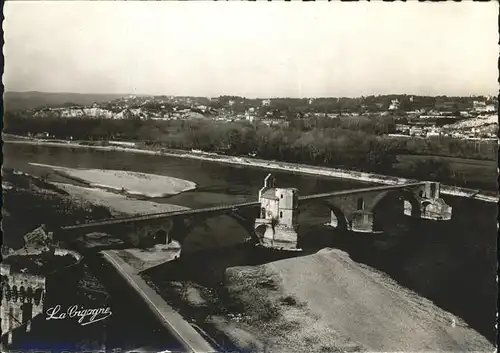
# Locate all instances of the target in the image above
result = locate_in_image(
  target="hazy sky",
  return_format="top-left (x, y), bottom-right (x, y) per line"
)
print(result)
top-left (4, 1), bottom-right (499, 98)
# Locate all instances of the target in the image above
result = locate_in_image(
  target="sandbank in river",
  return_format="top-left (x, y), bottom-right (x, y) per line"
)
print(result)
top-left (29, 162), bottom-right (197, 198)
top-left (4, 137), bottom-right (497, 203)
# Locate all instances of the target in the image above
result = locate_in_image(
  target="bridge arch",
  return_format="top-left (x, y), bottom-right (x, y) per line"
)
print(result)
top-left (325, 202), bottom-right (349, 231)
top-left (370, 189), bottom-right (421, 231)
top-left (149, 223), bottom-right (175, 246)
top-left (153, 229), bottom-right (169, 244)
top-left (133, 220), bottom-right (176, 248)
top-left (420, 199), bottom-right (438, 218)
top-left (254, 223), bottom-right (268, 241)
top-left (421, 199), bottom-right (432, 209)
top-left (224, 209), bottom-right (262, 244)
top-left (371, 189), bottom-right (420, 215)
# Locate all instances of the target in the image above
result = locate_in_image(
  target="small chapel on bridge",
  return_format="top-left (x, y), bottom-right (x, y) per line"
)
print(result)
top-left (254, 174), bottom-right (300, 250)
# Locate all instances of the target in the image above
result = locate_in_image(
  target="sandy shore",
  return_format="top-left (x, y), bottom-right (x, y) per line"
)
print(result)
top-left (52, 182), bottom-right (188, 216)
top-left (30, 162), bottom-right (196, 198)
top-left (4, 161), bottom-right (191, 270)
top-left (50, 181), bottom-right (188, 271)
top-left (6, 137), bottom-right (497, 203)
top-left (223, 248), bottom-right (494, 352)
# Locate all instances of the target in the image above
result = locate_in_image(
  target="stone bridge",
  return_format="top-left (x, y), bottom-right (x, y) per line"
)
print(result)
top-left (301, 181), bottom-right (452, 232)
top-left (59, 202), bottom-right (261, 252)
top-left (56, 174), bottom-right (452, 254)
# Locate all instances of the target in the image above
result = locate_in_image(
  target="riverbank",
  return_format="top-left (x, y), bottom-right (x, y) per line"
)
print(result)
top-left (143, 244), bottom-right (495, 353)
top-left (4, 136), bottom-right (497, 203)
top-left (40, 176), bottom-right (190, 268)
top-left (2, 167), bottom-right (189, 266)
top-left (221, 248), bottom-right (494, 352)
top-left (2, 169), bottom-right (193, 351)
top-left (5, 162), bottom-right (191, 217)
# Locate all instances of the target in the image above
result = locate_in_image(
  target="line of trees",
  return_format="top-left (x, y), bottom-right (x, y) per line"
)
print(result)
top-left (4, 111), bottom-right (497, 189)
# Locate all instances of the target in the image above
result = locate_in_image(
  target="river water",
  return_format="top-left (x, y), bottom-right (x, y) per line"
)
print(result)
top-left (3, 143), bottom-right (497, 343)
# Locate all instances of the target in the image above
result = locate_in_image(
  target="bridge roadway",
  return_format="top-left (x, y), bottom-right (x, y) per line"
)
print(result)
top-left (61, 201), bottom-right (261, 230)
top-left (61, 182), bottom-right (427, 231)
top-left (101, 249), bottom-right (217, 353)
top-left (298, 182), bottom-right (426, 201)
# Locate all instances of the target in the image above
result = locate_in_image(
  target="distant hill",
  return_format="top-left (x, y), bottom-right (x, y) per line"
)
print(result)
top-left (3, 91), bottom-right (135, 111)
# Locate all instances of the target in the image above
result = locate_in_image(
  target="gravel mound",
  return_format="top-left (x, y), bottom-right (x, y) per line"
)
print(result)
top-left (224, 248), bottom-right (494, 352)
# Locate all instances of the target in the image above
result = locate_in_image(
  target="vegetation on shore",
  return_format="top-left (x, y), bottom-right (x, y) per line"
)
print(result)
top-left (4, 112), bottom-right (498, 190)
top-left (2, 169), bottom-right (113, 248)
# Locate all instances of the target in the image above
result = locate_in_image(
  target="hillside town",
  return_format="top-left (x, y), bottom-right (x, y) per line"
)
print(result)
top-left (26, 95), bottom-right (498, 141)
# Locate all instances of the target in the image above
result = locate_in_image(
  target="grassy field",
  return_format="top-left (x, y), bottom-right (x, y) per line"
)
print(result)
top-left (395, 154), bottom-right (497, 190)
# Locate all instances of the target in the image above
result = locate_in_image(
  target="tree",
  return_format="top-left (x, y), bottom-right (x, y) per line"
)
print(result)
top-left (408, 158), bottom-right (453, 183)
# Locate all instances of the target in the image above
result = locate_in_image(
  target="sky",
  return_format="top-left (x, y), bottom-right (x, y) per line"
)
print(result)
top-left (3, 1), bottom-right (499, 98)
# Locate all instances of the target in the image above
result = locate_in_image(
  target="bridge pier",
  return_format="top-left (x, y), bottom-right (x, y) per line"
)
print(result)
top-left (159, 226), bottom-right (182, 259)
top-left (255, 219), bottom-right (299, 250)
top-left (150, 219), bottom-right (185, 259)
top-left (403, 182), bottom-right (452, 221)
top-left (328, 208), bottom-right (376, 233)
top-left (351, 210), bottom-right (375, 233)
top-left (419, 199), bottom-right (452, 220)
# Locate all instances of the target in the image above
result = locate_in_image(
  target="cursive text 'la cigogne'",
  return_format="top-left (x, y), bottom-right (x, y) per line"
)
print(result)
top-left (46, 305), bottom-right (112, 326)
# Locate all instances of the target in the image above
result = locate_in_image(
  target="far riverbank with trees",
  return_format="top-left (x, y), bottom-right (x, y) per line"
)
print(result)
top-left (4, 113), bottom-right (498, 191)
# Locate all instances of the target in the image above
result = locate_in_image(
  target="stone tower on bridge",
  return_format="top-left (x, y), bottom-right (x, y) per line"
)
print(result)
top-left (255, 174), bottom-right (300, 250)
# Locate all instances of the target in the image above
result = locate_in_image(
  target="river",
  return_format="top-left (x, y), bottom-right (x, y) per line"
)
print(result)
top-left (3, 143), bottom-right (497, 343)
